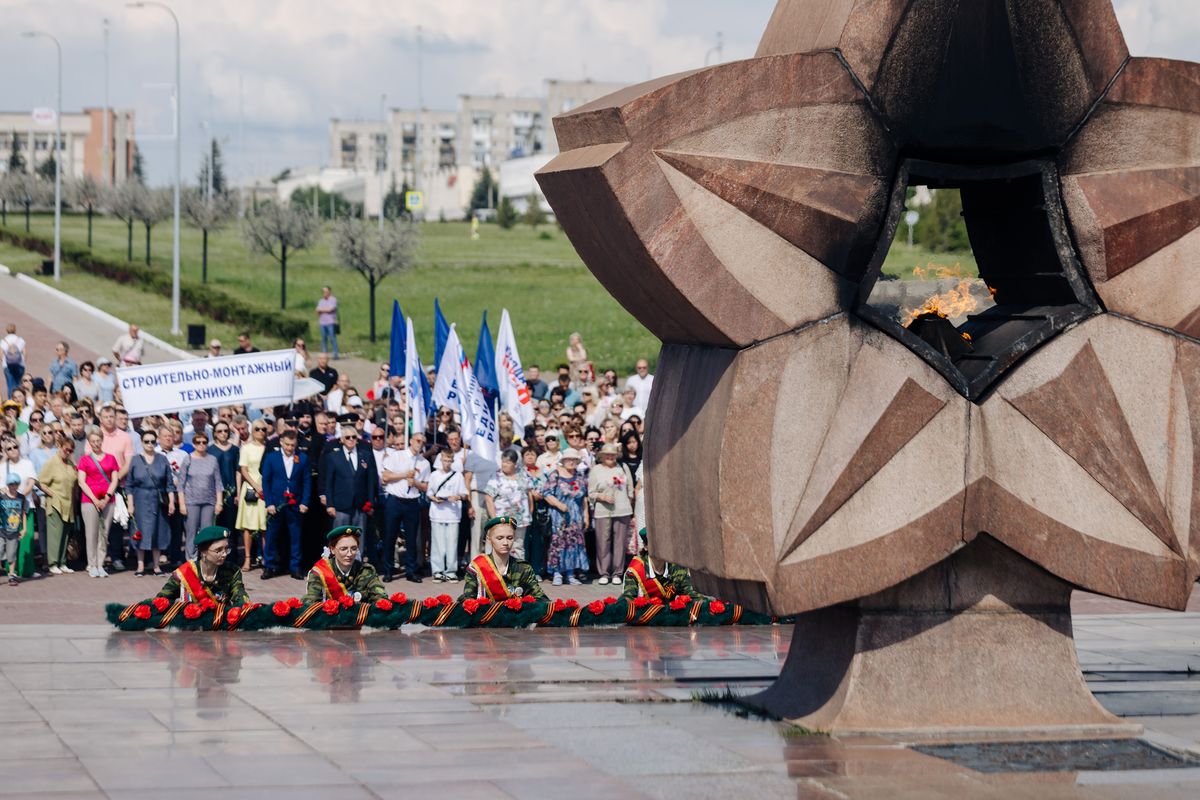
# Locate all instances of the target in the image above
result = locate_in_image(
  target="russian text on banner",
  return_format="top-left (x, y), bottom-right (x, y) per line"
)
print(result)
top-left (117, 349), bottom-right (298, 417)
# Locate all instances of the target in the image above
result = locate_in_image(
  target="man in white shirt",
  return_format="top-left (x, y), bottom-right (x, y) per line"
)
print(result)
top-left (112, 324), bottom-right (146, 367)
top-left (325, 373), bottom-right (351, 416)
top-left (381, 431), bottom-right (430, 582)
top-left (625, 359), bottom-right (654, 410)
top-left (2, 324), bottom-right (26, 400)
top-left (619, 386), bottom-right (645, 422)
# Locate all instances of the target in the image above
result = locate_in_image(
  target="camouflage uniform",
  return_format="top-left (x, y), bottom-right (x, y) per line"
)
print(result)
top-left (156, 561), bottom-right (249, 605)
top-left (302, 557), bottom-right (387, 604)
top-left (621, 556), bottom-right (702, 600)
top-left (460, 555), bottom-right (547, 601)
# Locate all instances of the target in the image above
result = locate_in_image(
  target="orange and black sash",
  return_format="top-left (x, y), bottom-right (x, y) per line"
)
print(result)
top-left (175, 560), bottom-right (216, 604)
top-left (627, 557), bottom-right (672, 601)
top-left (311, 558), bottom-right (350, 602)
top-left (470, 554), bottom-right (511, 600)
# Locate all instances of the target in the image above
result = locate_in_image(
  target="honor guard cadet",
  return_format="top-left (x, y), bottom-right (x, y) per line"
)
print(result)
top-left (460, 516), bottom-right (546, 601)
top-left (303, 526), bottom-right (387, 604)
top-left (156, 525), bottom-right (248, 605)
top-left (622, 527), bottom-right (702, 601)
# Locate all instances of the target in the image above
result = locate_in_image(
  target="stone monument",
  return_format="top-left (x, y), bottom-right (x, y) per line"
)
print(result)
top-left (537, 0), bottom-right (1200, 734)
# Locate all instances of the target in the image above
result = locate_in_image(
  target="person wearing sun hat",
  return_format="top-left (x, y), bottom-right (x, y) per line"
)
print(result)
top-left (621, 526), bottom-right (701, 602)
top-left (460, 515), bottom-right (546, 601)
top-left (155, 525), bottom-right (248, 605)
top-left (302, 525), bottom-right (386, 604)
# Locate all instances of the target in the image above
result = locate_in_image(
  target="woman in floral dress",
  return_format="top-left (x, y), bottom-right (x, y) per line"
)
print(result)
top-left (543, 448), bottom-right (589, 585)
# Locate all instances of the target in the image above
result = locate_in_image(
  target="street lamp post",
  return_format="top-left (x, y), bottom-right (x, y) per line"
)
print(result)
top-left (22, 31), bottom-right (62, 282)
top-left (128, 1), bottom-right (181, 335)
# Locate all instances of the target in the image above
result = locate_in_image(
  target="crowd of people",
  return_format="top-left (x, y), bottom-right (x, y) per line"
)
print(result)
top-left (1, 320), bottom-right (659, 595)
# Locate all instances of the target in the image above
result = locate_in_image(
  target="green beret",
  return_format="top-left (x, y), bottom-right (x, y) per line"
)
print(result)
top-left (639, 527), bottom-right (648, 540)
top-left (326, 525), bottom-right (362, 544)
top-left (484, 516), bottom-right (518, 535)
top-left (195, 526), bottom-right (231, 550)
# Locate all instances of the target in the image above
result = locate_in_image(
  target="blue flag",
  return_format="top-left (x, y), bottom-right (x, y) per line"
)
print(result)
top-left (434, 298), bottom-right (450, 371)
top-left (474, 310), bottom-right (498, 407)
top-left (388, 300), bottom-right (405, 382)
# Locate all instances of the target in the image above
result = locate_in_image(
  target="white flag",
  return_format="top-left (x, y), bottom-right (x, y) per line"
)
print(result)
top-left (432, 325), bottom-right (464, 416)
top-left (404, 316), bottom-right (427, 435)
top-left (495, 308), bottom-right (534, 429)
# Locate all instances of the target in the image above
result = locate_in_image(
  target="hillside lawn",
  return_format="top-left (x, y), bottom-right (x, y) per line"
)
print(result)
top-left (0, 212), bottom-right (975, 372)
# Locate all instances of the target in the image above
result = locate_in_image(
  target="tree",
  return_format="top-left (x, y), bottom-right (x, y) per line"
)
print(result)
top-left (7, 131), bottom-right (24, 174)
top-left (131, 144), bottom-right (146, 183)
top-left (243, 202), bottom-right (320, 309)
top-left (106, 180), bottom-right (143, 261)
top-left (914, 188), bottom-right (971, 253)
top-left (496, 195), bottom-right (518, 230)
top-left (67, 175), bottom-right (104, 248)
top-left (1, 173), bottom-right (49, 232)
top-left (183, 187), bottom-right (237, 282)
top-left (330, 216), bottom-right (419, 342)
top-left (36, 153), bottom-right (56, 182)
top-left (468, 166), bottom-right (495, 213)
top-left (197, 138), bottom-right (227, 196)
top-left (381, 175), bottom-right (410, 220)
top-left (134, 186), bottom-right (172, 265)
top-left (522, 192), bottom-right (547, 229)
top-left (289, 185), bottom-right (355, 220)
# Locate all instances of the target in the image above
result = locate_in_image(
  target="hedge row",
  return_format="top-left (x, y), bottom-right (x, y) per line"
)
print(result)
top-left (0, 227), bottom-right (308, 342)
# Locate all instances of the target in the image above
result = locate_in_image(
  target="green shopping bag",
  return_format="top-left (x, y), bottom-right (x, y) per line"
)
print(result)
top-left (15, 514), bottom-right (36, 578)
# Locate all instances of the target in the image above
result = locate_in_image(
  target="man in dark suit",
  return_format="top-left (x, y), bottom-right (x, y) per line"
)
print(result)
top-left (321, 423), bottom-right (378, 536)
top-left (261, 431), bottom-right (310, 579)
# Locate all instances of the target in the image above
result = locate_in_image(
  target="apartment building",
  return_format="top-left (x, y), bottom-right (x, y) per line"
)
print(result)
top-left (0, 108), bottom-right (136, 182)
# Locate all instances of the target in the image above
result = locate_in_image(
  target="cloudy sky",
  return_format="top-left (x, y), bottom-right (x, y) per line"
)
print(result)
top-left (3, 0), bottom-right (1197, 186)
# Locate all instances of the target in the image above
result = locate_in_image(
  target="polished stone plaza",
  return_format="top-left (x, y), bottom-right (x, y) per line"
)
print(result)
top-left (1, 610), bottom-right (1199, 799)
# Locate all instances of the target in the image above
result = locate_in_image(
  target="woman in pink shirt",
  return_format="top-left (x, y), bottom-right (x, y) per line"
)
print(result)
top-left (77, 430), bottom-right (119, 578)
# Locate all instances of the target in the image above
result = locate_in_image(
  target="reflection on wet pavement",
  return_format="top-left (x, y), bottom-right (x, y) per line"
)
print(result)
top-left (0, 615), bottom-right (1197, 798)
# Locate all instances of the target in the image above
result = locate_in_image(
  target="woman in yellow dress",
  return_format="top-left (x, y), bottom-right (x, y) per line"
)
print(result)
top-left (234, 419), bottom-right (269, 570)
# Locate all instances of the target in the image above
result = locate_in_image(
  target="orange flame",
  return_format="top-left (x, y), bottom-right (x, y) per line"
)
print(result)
top-left (911, 262), bottom-right (971, 280)
top-left (904, 279), bottom-right (980, 325)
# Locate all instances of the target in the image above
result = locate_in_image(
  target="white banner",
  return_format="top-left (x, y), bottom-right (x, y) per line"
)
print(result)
top-left (495, 308), bottom-right (533, 429)
top-left (432, 326), bottom-right (464, 415)
top-left (430, 326), bottom-right (497, 460)
top-left (404, 316), bottom-right (428, 434)
top-left (117, 349), bottom-right (297, 417)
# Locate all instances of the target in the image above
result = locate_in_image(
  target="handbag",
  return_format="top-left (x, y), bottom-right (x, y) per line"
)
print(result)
top-left (243, 485), bottom-right (260, 504)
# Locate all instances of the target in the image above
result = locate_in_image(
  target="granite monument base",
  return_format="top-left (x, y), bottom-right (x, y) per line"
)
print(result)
top-left (748, 535), bottom-right (1140, 738)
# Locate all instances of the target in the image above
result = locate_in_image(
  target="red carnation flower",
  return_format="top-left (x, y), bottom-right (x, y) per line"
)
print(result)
top-left (633, 596), bottom-right (651, 608)
top-left (199, 597), bottom-right (217, 611)
top-left (272, 601), bottom-right (291, 617)
top-left (227, 607), bottom-right (242, 625)
top-left (477, 597), bottom-right (492, 606)
top-left (152, 597), bottom-right (170, 613)
top-left (504, 597), bottom-right (523, 611)
top-left (287, 596), bottom-right (303, 608)
top-left (339, 595), bottom-right (354, 608)
top-left (677, 595), bottom-right (692, 604)
top-left (587, 600), bottom-right (606, 615)
top-left (521, 595), bottom-right (536, 604)
top-left (552, 598), bottom-right (568, 612)
top-left (669, 596), bottom-right (688, 611)
top-left (436, 594), bottom-right (453, 605)
top-left (183, 603), bottom-right (202, 619)
top-left (709, 600), bottom-right (727, 615)
top-left (463, 598), bottom-right (480, 614)
top-left (603, 596), bottom-right (618, 605)
top-left (133, 604), bottom-right (152, 620)
top-left (389, 592), bottom-right (408, 604)
top-left (649, 597), bottom-right (663, 606)
top-left (374, 598), bottom-right (393, 612)
top-left (422, 596), bottom-right (439, 608)
top-left (322, 599), bottom-right (340, 615)
top-left (362, 501), bottom-right (374, 514)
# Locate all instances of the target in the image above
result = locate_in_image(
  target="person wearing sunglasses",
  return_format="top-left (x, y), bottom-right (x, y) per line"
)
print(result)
top-left (320, 424), bottom-right (377, 537)
top-left (156, 525), bottom-right (248, 605)
top-left (126, 429), bottom-right (175, 577)
top-left (235, 421), bottom-right (270, 570)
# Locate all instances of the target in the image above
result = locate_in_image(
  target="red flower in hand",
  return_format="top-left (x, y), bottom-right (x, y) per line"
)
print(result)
top-left (322, 599), bottom-right (340, 615)
top-left (183, 603), bottom-right (202, 619)
top-left (133, 604), bottom-right (152, 620)
top-left (633, 596), bottom-right (651, 608)
top-left (199, 597), bottom-right (217, 611)
top-left (272, 601), bottom-right (291, 617)
top-left (504, 597), bottom-right (523, 611)
top-left (374, 598), bottom-right (393, 612)
top-left (463, 598), bottom-right (480, 614)
top-left (227, 607), bottom-right (242, 625)
top-left (287, 596), bottom-right (303, 608)
top-left (362, 501), bottom-right (374, 515)
top-left (521, 595), bottom-right (536, 604)
top-left (669, 596), bottom-right (688, 611)
top-left (422, 596), bottom-right (439, 608)
top-left (338, 595), bottom-right (354, 608)
top-left (152, 597), bottom-right (170, 613)
top-left (389, 592), bottom-right (408, 605)
top-left (587, 600), bottom-right (606, 615)
top-left (284, 490), bottom-right (297, 506)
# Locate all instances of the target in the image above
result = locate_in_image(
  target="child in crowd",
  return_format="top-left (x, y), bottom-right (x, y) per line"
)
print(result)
top-left (2, 474), bottom-right (27, 585)
top-left (425, 449), bottom-right (467, 582)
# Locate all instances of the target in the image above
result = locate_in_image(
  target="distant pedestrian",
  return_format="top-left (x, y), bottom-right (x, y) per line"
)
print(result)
top-left (205, 339), bottom-right (223, 359)
top-left (111, 324), bottom-right (145, 367)
top-left (94, 359), bottom-right (117, 404)
top-left (47, 342), bottom-right (78, 394)
top-left (310, 352), bottom-right (337, 394)
top-left (233, 332), bottom-right (260, 355)
top-left (316, 286), bottom-right (340, 359)
top-left (2, 324), bottom-right (26, 399)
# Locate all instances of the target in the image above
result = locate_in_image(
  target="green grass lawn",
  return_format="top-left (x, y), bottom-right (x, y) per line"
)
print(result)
top-left (0, 211), bottom-right (975, 372)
